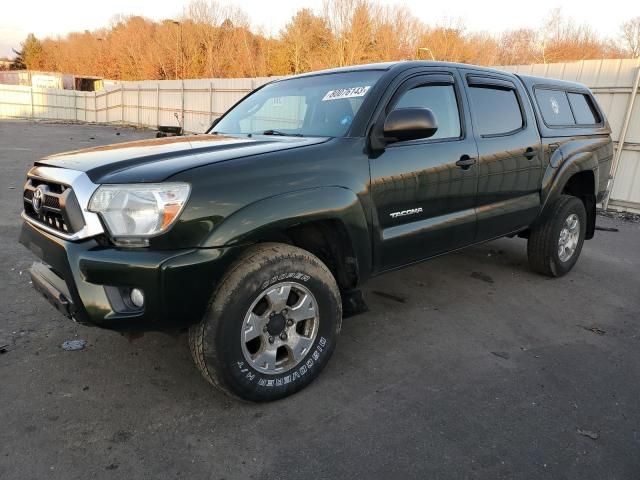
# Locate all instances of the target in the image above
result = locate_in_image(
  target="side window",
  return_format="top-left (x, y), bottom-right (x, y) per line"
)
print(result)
top-left (534, 89), bottom-right (574, 126)
top-left (468, 86), bottom-right (523, 136)
top-left (567, 92), bottom-right (600, 125)
top-left (393, 84), bottom-right (461, 140)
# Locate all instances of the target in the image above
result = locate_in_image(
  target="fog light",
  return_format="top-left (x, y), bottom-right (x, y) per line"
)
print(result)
top-left (130, 288), bottom-right (145, 308)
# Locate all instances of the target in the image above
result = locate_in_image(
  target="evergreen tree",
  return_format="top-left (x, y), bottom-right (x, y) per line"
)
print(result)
top-left (12, 34), bottom-right (44, 70)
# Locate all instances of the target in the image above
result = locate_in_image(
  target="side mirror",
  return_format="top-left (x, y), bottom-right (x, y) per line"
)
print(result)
top-left (383, 108), bottom-right (438, 143)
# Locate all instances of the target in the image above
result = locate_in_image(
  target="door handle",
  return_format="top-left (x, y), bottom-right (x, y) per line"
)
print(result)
top-left (456, 155), bottom-right (476, 169)
top-left (524, 147), bottom-right (538, 160)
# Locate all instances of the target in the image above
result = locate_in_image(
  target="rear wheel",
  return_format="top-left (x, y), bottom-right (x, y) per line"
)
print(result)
top-left (527, 194), bottom-right (586, 277)
top-left (188, 243), bottom-right (342, 402)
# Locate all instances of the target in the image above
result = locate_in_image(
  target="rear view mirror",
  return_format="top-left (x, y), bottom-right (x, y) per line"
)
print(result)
top-left (383, 108), bottom-right (438, 143)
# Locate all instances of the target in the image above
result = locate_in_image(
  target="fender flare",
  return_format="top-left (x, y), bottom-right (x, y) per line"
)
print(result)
top-left (539, 149), bottom-right (598, 221)
top-left (201, 186), bottom-right (372, 280)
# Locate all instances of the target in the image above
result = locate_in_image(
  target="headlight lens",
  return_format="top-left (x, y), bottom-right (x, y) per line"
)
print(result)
top-left (88, 183), bottom-right (190, 238)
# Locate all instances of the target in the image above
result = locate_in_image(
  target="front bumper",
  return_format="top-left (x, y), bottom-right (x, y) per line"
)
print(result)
top-left (20, 221), bottom-right (236, 332)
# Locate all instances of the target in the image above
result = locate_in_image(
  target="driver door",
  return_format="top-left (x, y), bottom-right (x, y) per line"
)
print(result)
top-left (369, 69), bottom-right (479, 270)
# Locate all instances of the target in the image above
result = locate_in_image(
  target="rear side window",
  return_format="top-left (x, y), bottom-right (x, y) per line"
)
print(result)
top-left (567, 92), bottom-right (600, 125)
top-left (468, 86), bottom-right (523, 136)
top-left (393, 84), bottom-right (461, 140)
top-left (535, 89), bottom-right (575, 126)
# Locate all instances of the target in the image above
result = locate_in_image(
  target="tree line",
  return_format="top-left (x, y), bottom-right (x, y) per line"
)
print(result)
top-left (6, 0), bottom-right (640, 80)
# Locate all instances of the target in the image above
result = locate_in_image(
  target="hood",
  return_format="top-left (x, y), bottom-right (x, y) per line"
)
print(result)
top-left (37, 134), bottom-right (329, 184)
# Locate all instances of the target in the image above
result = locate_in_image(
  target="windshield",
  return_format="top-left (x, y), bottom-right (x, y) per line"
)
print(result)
top-left (211, 71), bottom-right (384, 137)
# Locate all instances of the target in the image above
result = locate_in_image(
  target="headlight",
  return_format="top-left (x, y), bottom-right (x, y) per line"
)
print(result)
top-left (88, 183), bottom-right (190, 239)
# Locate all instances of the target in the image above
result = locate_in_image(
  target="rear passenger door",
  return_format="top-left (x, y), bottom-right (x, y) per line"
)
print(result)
top-left (461, 70), bottom-right (543, 241)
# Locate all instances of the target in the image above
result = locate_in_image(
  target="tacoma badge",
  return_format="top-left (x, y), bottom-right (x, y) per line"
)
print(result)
top-left (390, 207), bottom-right (423, 219)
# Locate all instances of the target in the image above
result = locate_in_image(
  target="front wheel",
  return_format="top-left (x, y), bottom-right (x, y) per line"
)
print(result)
top-left (527, 194), bottom-right (587, 277)
top-left (189, 243), bottom-right (342, 402)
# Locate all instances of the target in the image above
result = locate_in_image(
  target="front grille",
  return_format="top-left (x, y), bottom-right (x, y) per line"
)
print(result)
top-left (23, 177), bottom-right (84, 235)
top-left (24, 188), bottom-right (61, 209)
top-left (45, 195), bottom-right (61, 209)
top-left (24, 201), bottom-right (69, 232)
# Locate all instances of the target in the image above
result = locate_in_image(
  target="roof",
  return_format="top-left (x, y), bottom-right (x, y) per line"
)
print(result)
top-left (279, 62), bottom-right (594, 96)
top-left (515, 74), bottom-right (591, 92)
top-left (286, 60), bottom-right (517, 79)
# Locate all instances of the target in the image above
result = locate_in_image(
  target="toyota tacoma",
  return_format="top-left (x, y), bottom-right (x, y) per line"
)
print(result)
top-left (19, 61), bottom-right (613, 401)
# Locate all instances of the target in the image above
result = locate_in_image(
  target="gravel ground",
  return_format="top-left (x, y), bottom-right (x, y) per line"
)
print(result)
top-left (1, 120), bottom-right (639, 480)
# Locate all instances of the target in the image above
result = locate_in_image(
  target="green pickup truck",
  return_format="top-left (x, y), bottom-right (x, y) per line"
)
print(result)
top-left (20, 61), bottom-right (613, 401)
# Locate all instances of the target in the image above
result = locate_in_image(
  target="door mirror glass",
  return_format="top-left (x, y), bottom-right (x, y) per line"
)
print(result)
top-left (383, 108), bottom-right (438, 143)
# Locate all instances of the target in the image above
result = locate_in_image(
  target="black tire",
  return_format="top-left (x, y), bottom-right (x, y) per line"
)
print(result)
top-left (188, 243), bottom-right (342, 402)
top-left (527, 194), bottom-right (587, 277)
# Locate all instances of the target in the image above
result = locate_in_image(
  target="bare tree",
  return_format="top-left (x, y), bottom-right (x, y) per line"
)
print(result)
top-left (418, 19), bottom-right (467, 62)
top-left (322, 0), bottom-right (376, 67)
top-left (497, 29), bottom-right (538, 65)
top-left (535, 8), bottom-right (618, 63)
top-left (620, 17), bottom-right (640, 58)
top-left (372, 6), bottom-right (422, 61)
top-left (278, 9), bottom-right (332, 74)
top-left (8, 3), bottom-right (632, 80)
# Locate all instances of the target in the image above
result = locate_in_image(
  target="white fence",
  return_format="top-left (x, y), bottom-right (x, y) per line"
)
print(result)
top-left (0, 77), bottom-right (276, 134)
top-left (1, 59), bottom-right (639, 212)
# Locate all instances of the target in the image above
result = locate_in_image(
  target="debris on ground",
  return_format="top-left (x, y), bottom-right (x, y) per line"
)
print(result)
top-left (110, 430), bottom-right (133, 443)
top-left (0, 344), bottom-right (9, 354)
top-left (471, 271), bottom-right (494, 284)
top-left (61, 339), bottom-right (87, 351)
top-left (577, 428), bottom-right (600, 440)
top-left (123, 332), bottom-right (145, 342)
top-left (491, 351), bottom-right (510, 360)
top-left (595, 225), bottom-right (619, 232)
top-left (580, 325), bottom-right (606, 335)
top-left (597, 209), bottom-right (640, 223)
top-left (372, 290), bottom-right (407, 303)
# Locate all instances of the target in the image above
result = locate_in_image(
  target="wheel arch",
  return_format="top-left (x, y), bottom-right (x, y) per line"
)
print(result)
top-left (540, 149), bottom-right (598, 239)
top-left (200, 187), bottom-right (372, 289)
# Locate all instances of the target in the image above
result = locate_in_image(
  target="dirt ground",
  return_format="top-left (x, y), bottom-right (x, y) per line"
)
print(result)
top-left (1, 121), bottom-right (639, 480)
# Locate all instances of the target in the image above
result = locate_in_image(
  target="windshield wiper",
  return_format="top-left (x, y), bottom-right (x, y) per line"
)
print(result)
top-left (260, 129), bottom-right (304, 137)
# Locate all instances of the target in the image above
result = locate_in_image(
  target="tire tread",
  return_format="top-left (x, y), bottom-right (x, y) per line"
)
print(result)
top-left (527, 194), bottom-right (585, 277)
top-left (188, 243), bottom-right (341, 401)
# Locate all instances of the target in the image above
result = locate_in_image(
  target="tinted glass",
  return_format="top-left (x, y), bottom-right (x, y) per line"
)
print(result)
top-left (568, 92), bottom-right (599, 125)
top-left (393, 84), bottom-right (461, 140)
top-left (535, 89), bottom-right (575, 126)
top-left (212, 70), bottom-right (383, 137)
top-left (468, 86), bottom-right (523, 135)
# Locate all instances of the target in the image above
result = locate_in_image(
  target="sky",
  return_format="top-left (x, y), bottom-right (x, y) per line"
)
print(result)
top-left (0, 0), bottom-right (635, 58)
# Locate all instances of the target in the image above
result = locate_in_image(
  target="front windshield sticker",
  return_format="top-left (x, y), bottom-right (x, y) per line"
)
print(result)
top-left (322, 86), bottom-right (371, 101)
